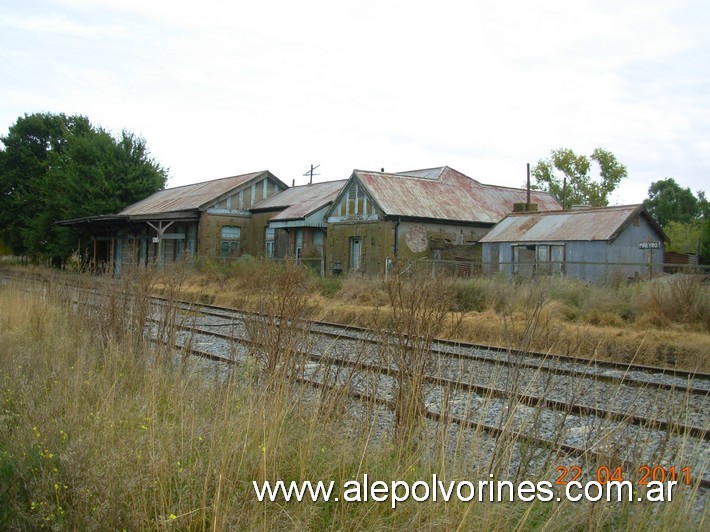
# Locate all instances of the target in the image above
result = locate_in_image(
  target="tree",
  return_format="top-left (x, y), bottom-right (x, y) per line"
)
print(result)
top-left (0, 113), bottom-right (90, 256)
top-left (664, 220), bottom-right (701, 254)
top-left (531, 148), bottom-right (627, 208)
top-left (643, 178), bottom-right (709, 262)
top-left (643, 178), bottom-right (702, 227)
top-left (0, 113), bottom-right (168, 259)
top-left (700, 217), bottom-right (710, 264)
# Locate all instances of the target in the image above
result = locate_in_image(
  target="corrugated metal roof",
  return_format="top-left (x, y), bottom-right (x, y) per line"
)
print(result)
top-left (253, 180), bottom-right (346, 220)
top-left (480, 204), bottom-right (655, 243)
top-left (395, 167), bottom-right (450, 180)
top-left (119, 171), bottom-right (271, 215)
top-left (354, 167), bottom-right (560, 224)
top-left (270, 182), bottom-right (346, 221)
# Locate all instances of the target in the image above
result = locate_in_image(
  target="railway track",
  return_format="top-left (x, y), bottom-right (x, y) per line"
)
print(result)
top-left (170, 297), bottom-right (710, 396)
top-left (147, 298), bottom-right (710, 489)
top-left (167, 316), bottom-right (709, 438)
top-left (166, 327), bottom-right (710, 489)
top-left (4, 268), bottom-right (709, 391)
top-left (3, 269), bottom-right (709, 489)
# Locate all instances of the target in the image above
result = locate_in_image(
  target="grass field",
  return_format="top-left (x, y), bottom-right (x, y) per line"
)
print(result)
top-left (0, 267), bottom-right (707, 529)
top-left (178, 259), bottom-right (710, 372)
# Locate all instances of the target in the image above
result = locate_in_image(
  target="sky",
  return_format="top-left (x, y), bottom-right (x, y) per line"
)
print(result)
top-left (1, 0), bottom-right (708, 204)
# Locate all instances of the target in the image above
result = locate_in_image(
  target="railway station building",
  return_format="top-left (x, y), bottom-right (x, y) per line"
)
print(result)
top-left (58, 165), bottom-right (566, 277)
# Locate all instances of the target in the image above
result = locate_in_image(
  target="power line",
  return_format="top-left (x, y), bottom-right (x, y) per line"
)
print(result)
top-left (303, 164), bottom-right (320, 184)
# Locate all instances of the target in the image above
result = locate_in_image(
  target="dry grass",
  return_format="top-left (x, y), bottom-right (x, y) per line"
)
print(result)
top-left (239, 260), bottom-right (315, 392)
top-left (374, 269), bottom-right (462, 450)
top-left (4, 260), bottom-right (709, 372)
top-left (0, 271), bottom-right (707, 529)
top-left (162, 260), bottom-right (710, 371)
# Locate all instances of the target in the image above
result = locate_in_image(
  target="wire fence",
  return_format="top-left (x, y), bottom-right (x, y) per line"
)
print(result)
top-left (197, 255), bottom-right (708, 283)
top-left (391, 258), bottom-right (710, 283)
top-left (97, 246), bottom-right (710, 284)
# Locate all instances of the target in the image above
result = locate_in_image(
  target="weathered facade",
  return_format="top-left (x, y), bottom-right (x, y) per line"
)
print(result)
top-left (324, 167), bottom-right (560, 276)
top-left (57, 171), bottom-right (288, 274)
top-left (58, 165), bottom-right (568, 278)
top-left (250, 180), bottom-right (347, 268)
top-left (480, 205), bottom-right (668, 282)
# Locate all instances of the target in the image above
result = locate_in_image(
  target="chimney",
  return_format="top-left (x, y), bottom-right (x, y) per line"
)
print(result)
top-left (526, 163), bottom-right (531, 208)
top-left (513, 202), bottom-right (538, 213)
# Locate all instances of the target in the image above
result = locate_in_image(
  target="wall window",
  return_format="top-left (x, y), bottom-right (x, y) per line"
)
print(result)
top-left (350, 237), bottom-right (362, 270)
top-left (513, 244), bottom-right (564, 275)
top-left (549, 244), bottom-right (565, 274)
top-left (220, 226), bottom-right (240, 258)
top-left (295, 229), bottom-right (304, 261)
top-left (347, 183), bottom-right (358, 215)
top-left (265, 227), bottom-right (275, 258)
top-left (313, 229), bottom-right (325, 256)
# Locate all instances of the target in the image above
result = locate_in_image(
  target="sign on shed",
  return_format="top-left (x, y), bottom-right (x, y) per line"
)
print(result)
top-left (638, 241), bottom-right (660, 249)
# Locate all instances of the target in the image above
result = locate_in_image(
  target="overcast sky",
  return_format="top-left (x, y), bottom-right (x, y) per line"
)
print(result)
top-left (1, 0), bottom-right (708, 204)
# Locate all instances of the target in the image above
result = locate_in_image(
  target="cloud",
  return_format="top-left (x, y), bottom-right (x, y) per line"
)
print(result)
top-left (1, 0), bottom-right (708, 198)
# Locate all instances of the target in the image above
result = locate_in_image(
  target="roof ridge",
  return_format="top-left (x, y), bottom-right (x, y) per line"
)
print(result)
top-left (162, 170), bottom-right (266, 191)
top-left (508, 204), bottom-right (642, 216)
top-left (290, 178), bottom-right (348, 187)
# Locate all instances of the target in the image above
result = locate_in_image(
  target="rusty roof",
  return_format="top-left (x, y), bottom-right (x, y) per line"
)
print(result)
top-left (352, 166), bottom-right (560, 224)
top-left (119, 171), bottom-right (280, 215)
top-left (394, 167), bottom-right (458, 180)
top-left (253, 180), bottom-right (347, 221)
top-left (480, 204), bottom-right (666, 243)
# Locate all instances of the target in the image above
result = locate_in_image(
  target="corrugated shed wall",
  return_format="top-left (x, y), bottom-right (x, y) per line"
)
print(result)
top-left (483, 214), bottom-right (665, 282)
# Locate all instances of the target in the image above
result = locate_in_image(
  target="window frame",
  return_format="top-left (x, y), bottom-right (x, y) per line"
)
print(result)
top-left (220, 226), bottom-right (241, 259)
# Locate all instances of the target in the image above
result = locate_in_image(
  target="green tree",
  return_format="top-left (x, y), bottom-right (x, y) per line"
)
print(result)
top-left (643, 178), bottom-right (701, 227)
top-left (700, 217), bottom-right (710, 263)
top-left (0, 113), bottom-right (167, 260)
top-left (664, 220), bottom-right (701, 254)
top-left (531, 148), bottom-right (627, 208)
top-left (0, 113), bottom-right (89, 255)
top-left (643, 178), bottom-right (709, 263)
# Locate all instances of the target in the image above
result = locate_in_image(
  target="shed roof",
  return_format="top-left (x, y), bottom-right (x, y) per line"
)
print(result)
top-left (252, 180), bottom-right (347, 221)
top-left (349, 166), bottom-right (560, 224)
top-left (119, 171), bottom-right (281, 216)
top-left (479, 204), bottom-right (667, 243)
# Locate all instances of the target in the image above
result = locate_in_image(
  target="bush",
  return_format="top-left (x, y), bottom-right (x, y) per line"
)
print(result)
top-left (337, 278), bottom-right (388, 306)
top-left (319, 277), bottom-right (342, 297)
top-left (645, 274), bottom-right (710, 329)
top-left (452, 280), bottom-right (487, 312)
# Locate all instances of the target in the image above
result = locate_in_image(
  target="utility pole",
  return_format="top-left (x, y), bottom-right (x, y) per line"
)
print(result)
top-left (303, 164), bottom-right (320, 184)
top-left (562, 176), bottom-right (567, 210)
top-left (526, 163), bottom-right (531, 210)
